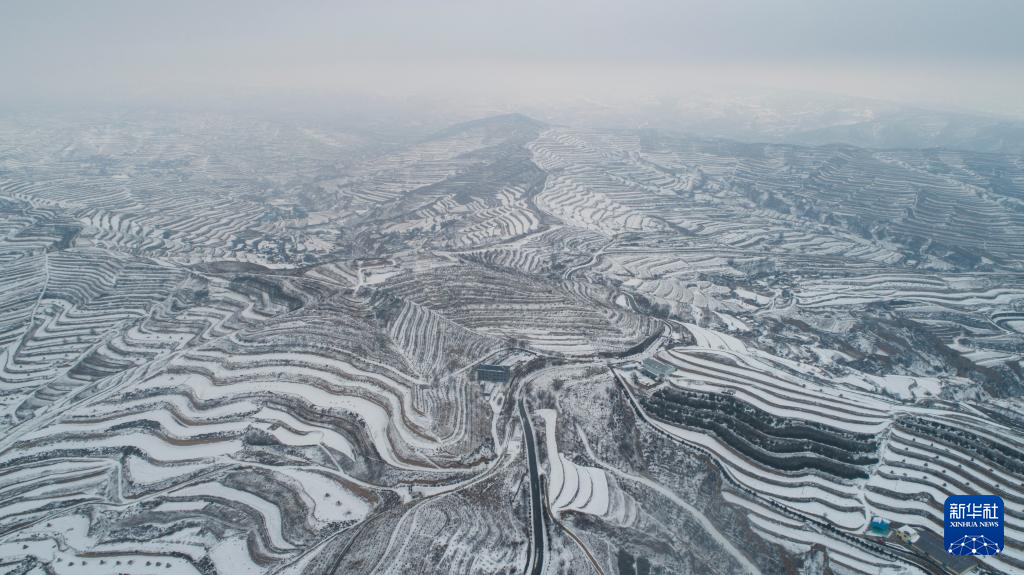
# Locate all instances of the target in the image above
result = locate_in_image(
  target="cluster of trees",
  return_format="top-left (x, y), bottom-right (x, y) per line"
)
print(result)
top-left (631, 293), bottom-right (673, 320)
top-left (643, 389), bottom-right (876, 480)
top-left (227, 275), bottom-right (304, 311)
top-left (900, 416), bottom-right (1024, 475)
top-left (616, 549), bottom-right (655, 575)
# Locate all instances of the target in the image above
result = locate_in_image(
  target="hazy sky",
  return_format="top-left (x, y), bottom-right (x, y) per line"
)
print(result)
top-left (2, 0), bottom-right (1022, 115)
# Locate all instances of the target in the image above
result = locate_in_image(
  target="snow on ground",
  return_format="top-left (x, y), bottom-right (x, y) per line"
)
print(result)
top-left (535, 409), bottom-right (612, 518)
top-left (274, 467), bottom-right (372, 525)
top-left (208, 536), bottom-right (266, 575)
top-left (126, 455), bottom-right (208, 484)
top-left (0, 513), bottom-right (205, 574)
top-left (838, 373), bottom-right (942, 401)
top-left (172, 482), bottom-right (294, 550)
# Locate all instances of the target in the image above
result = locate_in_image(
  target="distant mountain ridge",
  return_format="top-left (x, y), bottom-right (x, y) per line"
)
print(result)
top-left (786, 109), bottom-right (1024, 154)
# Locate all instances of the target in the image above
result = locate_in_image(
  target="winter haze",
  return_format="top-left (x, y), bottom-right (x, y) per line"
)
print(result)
top-left (1, 2), bottom-right (1024, 575)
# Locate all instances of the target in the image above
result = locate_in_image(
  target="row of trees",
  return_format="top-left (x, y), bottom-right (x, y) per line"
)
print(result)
top-left (644, 389), bottom-right (875, 480)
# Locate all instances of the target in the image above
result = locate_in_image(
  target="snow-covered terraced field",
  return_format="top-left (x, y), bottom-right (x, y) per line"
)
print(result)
top-left (625, 321), bottom-right (1024, 573)
top-left (2, 111), bottom-right (1024, 575)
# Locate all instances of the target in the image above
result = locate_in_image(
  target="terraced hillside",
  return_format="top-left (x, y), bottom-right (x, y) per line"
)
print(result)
top-left (1, 112), bottom-right (1024, 575)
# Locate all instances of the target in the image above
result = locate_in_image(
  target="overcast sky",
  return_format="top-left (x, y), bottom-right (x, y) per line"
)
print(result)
top-left (2, 0), bottom-right (1022, 115)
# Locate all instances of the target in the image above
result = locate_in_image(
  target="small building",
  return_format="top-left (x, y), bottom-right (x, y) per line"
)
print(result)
top-left (912, 530), bottom-right (978, 575)
top-left (895, 525), bottom-right (919, 544)
top-left (867, 516), bottom-right (891, 537)
top-left (641, 358), bottom-right (675, 380)
top-left (474, 364), bottom-right (511, 384)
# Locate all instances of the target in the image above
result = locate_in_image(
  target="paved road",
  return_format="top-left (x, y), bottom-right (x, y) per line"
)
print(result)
top-left (518, 398), bottom-right (545, 575)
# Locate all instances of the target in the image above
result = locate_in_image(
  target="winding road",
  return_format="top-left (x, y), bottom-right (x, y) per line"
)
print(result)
top-left (518, 397), bottom-right (546, 575)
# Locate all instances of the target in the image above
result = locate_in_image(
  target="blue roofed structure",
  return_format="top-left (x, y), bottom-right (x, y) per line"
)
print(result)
top-left (641, 358), bottom-right (675, 379)
top-left (475, 364), bottom-right (511, 384)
